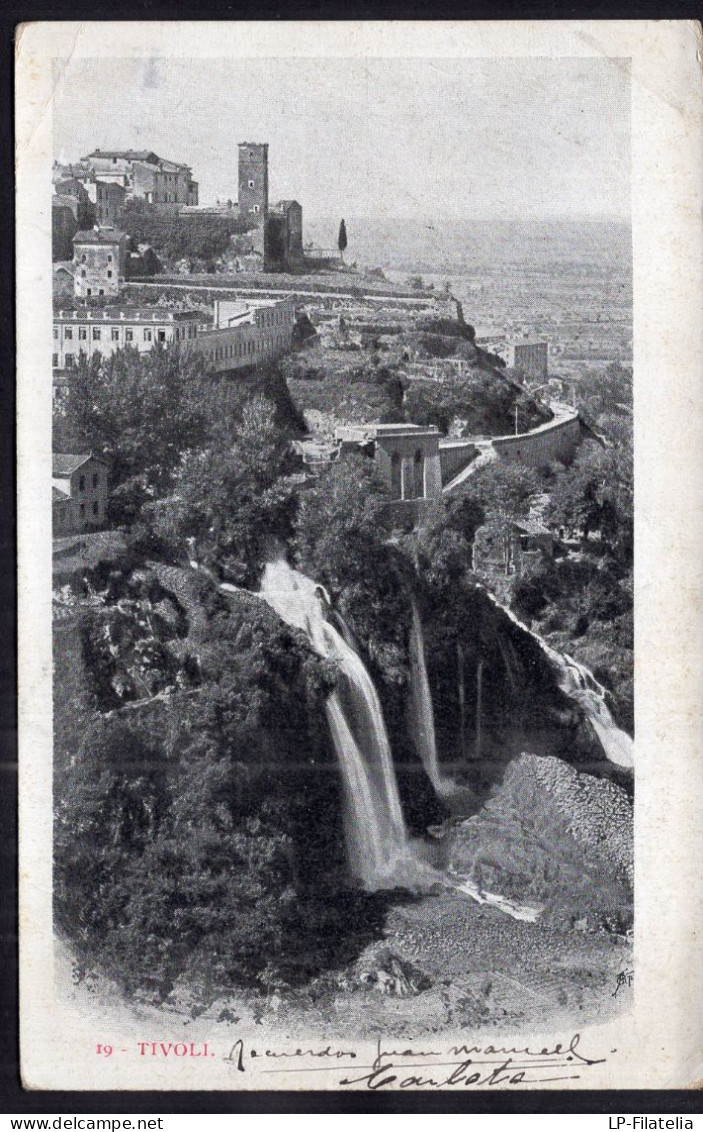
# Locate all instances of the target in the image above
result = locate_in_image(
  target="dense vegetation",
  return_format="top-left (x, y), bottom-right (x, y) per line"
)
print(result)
top-left (53, 312), bottom-right (634, 1007)
top-left (120, 199), bottom-right (255, 271)
top-left (281, 329), bottom-right (547, 439)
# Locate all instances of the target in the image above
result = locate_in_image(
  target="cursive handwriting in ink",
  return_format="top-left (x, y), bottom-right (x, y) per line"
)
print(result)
top-left (338, 1033), bottom-right (606, 1090)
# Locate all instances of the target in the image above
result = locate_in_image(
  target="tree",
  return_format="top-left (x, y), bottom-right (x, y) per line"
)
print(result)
top-left (337, 219), bottom-right (348, 260)
top-left (53, 581), bottom-right (340, 1003)
top-left (460, 462), bottom-right (542, 576)
top-left (545, 436), bottom-right (633, 565)
top-left (55, 345), bottom-right (211, 525)
top-left (151, 395), bottom-right (297, 587)
top-left (295, 454), bottom-right (387, 590)
top-left (294, 455), bottom-right (412, 684)
top-left (121, 199), bottom-right (254, 270)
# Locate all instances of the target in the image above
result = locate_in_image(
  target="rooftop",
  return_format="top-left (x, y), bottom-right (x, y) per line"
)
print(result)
top-left (53, 195), bottom-right (79, 215)
top-left (335, 423), bottom-right (440, 442)
top-left (53, 453), bottom-right (104, 477)
top-left (85, 149), bottom-right (159, 162)
top-left (513, 518), bottom-right (552, 537)
top-left (83, 150), bottom-right (193, 171)
top-left (73, 228), bottom-right (127, 245)
top-left (54, 306), bottom-right (202, 322)
top-left (52, 486), bottom-right (69, 501)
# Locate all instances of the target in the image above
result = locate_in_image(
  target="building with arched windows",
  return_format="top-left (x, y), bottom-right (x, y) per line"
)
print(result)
top-left (334, 423), bottom-right (442, 524)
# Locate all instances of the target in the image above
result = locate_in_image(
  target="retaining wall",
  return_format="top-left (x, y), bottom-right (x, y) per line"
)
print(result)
top-left (438, 440), bottom-right (479, 485)
top-left (492, 410), bottom-right (581, 467)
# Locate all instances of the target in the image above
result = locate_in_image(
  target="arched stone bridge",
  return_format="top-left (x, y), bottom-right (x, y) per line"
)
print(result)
top-left (330, 403), bottom-right (583, 525)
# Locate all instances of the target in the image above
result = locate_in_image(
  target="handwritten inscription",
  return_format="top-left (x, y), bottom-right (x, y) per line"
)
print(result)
top-left (222, 1032), bottom-right (605, 1089)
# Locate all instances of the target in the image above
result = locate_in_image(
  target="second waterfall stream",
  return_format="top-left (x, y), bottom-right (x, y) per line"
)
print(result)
top-left (259, 557), bottom-right (435, 890)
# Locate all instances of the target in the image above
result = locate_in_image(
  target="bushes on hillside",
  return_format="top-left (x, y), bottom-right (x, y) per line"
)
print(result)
top-left (54, 585), bottom-right (343, 1002)
top-left (121, 200), bottom-right (255, 270)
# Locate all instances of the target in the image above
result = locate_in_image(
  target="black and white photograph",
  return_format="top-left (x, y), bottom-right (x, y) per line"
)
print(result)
top-left (15, 20), bottom-right (702, 1093)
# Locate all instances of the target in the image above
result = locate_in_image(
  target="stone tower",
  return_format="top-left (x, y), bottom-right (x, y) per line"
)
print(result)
top-left (238, 143), bottom-right (268, 257)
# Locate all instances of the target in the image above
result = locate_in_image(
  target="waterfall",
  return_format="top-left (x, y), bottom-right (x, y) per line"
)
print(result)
top-left (259, 557), bottom-right (429, 889)
top-left (483, 589), bottom-right (634, 771)
top-left (408, 595), bottom-right (450, 793)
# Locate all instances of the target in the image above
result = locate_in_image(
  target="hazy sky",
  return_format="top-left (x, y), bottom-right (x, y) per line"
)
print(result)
top-left (52, 56), bottom-right (631, 222)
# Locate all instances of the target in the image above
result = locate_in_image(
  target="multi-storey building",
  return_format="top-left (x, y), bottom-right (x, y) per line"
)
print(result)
top-left (52, 307), bottom-right (202, 372)
top-left (54, 178), bottom-right (96, 229)
top-left (505, 339), bottom-right (549, 380)
top-left (234, 144), bottom-right (305, 271)
top-left (237, 142), bottom-right (269, 224)
top-left (52, 196), bottom-right (80, 262)
top-left (73, 229), bottom-right (129, 298)
top-left (95, 181), bottom-right (127, 226)
top-left (80, 150), bottom-right (199, 206)
top-left (190, 297), bottom-right (297, 373)
top-left (52, 452), bottom-right (109, 534)
top-left (266, 200), bottom-right (305, 270)
top-left (52, 297), bottom-right (296, 380)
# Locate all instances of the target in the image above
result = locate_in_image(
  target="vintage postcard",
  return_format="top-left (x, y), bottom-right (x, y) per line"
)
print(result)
top-left (16, 21), bottom-right (702, 1091)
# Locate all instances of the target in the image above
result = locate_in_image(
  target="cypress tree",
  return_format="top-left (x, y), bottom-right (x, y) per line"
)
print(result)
top-left (337, 219), bottom-right (348, 259)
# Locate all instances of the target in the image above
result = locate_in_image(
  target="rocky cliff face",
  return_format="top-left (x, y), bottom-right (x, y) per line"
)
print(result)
top-left (449, 753), bottom-right (632, 930)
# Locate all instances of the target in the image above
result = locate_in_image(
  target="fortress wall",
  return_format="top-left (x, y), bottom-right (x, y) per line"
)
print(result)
top-left (438, 441), bottom-right (479, 484)
top-left (492, 414), bottom-right (581, 467)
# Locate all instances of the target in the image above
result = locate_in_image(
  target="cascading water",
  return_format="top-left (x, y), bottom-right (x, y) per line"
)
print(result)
top-left (259, 557), bottom-right (431, 889)
top-left (408, 594), bottom-right (451, 794)
top-left (483, 589), bottom-right (634, 771)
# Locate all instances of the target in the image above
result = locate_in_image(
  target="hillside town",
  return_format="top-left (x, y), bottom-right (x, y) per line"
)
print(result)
top-left (52, 139), bottom-right (567, 537)
top-left (51, 128), bottom-right (634, 1045)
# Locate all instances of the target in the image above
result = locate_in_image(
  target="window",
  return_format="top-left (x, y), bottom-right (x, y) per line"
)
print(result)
top-left (79, 327), bottom-right (87, 340)
top-left (81, 269), bottom-right (86, 278)
top-left (253, 205), bottom-right (260, 214)
top-left (111, 328), bottom-right (119, 341)
top-left (98, 290), bottom-right (104, 297)
top-left (79, 475), bottom-right (85, 492)
top-left (65, 354), bottom-right (74, 369)
top-left (64, 328), bottom-right (73, 340)
top-left (391, 452), bottom-right (402, 498)
top-left (107, 271), bottom-right (113, 279)
top-left (81, 254), bottom-right (86, 263)
top-left (92, 473), bottom-right (99, 488)
top-left (248, 179), bottom-right (255, 189)
top-left (413, 450), bottom-right (424, 500)
top-left (157, 330), bottom-right (166, 342)
top-left (52, 353), bottom-right (58, 368)
top-left (107, 254), bottom-right (113, 263)
top-left (53, 327), bottom-right (58, 339)
top-left (80, 503), bottom-right (86, 518)
top-left (86, 289), bottom-right (92, 296)
top-left (92, 328), bottom-right (101, 340)
top-left (125, 328), bottom-right (133, 342)
top-left (92, 501), bottom-right (99, 517)
top-left (144, 329), bottom-right (152, 341)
